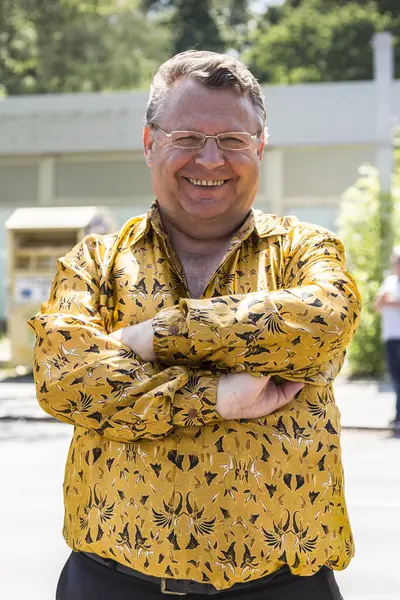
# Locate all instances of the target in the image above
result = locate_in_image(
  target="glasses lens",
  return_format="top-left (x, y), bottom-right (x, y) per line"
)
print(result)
top-left (218, 133), bottom-right (251, 150)
top-left (171, 132), bottom-right (205, 148)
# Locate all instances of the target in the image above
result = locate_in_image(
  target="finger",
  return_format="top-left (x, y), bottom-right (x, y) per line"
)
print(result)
top-left (281, 381), bottom-right (304, 400)
top-left (108, 330), bottom-right (121, 340)
top-left (270, 381), bottom-right (304, 414)
top-left (247, 373), bottom-right (271, 391)
top-left (109, 329), bottom-right (125, 344)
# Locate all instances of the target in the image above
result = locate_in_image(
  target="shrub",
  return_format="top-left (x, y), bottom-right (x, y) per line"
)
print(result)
top-left (337, 165), bottom-right (393, 377)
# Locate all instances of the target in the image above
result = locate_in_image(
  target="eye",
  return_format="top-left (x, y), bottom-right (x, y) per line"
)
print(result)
top-left (172, 133), bottom-right (203, 148)
top-left (219, 135), bottom-right (248, 150)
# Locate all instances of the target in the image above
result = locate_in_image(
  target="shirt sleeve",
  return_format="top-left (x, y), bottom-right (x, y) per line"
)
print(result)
top-left (152, 226), bottom-right (361, 385)
top-left (28, 236), bottom-right (221, 443)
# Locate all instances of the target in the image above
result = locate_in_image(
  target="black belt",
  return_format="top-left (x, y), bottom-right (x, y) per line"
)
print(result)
top-left (81, 552), bottom-right (287, 596)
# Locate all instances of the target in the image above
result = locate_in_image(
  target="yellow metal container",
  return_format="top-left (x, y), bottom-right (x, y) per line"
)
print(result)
top-left (5, 206), bottom-right (115, 367)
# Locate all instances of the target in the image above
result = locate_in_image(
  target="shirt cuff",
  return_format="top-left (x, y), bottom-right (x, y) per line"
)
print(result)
top-left (153, 306), bottom-right (191, 363)
top-left (171, 372), bottom-right (222, 427)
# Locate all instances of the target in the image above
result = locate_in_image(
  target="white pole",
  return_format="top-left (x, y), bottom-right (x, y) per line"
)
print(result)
top-left (372, 32), bottom-right (394, 194)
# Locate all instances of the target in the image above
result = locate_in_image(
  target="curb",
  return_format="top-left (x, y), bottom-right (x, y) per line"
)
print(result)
top-left (340, 426), bottom-right (398, 433)
top-left (0, 415), bottom-right (56, 423)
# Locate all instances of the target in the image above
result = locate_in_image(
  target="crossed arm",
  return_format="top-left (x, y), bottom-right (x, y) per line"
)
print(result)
top-left (29, 228), bottom-right (360, 443)
top-left (115, 229), bottom-right (360, 384)
top-left (28, 240), bottom-right (223, 443)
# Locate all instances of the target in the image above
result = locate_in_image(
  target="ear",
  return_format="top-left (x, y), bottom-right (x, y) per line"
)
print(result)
top-left (257, 135), bottom-right (266, 161)
top-left (143, 125), bottom-right (154, 167)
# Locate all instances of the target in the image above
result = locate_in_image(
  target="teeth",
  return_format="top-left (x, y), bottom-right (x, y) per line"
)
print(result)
top-left (188, 178), bottom-right (225, 187)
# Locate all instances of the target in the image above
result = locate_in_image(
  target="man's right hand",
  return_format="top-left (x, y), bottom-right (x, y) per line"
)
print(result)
top-left (216, 372), bottom-right (304, 420)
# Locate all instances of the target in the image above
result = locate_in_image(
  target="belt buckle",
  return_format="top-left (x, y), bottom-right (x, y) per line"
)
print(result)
top-left (161, 579), bottom-right (188, 596)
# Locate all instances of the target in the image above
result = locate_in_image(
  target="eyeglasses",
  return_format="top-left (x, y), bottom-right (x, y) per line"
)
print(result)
top-left (152, 124), bottom-right (260, 151)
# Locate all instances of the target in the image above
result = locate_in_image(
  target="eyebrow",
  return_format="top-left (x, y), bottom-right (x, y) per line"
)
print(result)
top-left (161, 126), bottom-right (250, 133)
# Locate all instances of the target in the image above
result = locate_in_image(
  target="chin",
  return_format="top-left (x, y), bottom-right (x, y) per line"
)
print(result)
top-left (179, 202), bottom-right (249, 240)
top-left (180, 197), bottom-right (232, 221)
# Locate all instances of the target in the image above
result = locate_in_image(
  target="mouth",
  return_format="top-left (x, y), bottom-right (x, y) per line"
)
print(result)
top-left (184, 177), bottom-right (229, 188)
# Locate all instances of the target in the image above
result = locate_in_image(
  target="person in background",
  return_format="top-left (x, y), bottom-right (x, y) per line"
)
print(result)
top-left (29, 50), bottom-right (360, 599)
top-left (375, 246), bottom-right (400, 429)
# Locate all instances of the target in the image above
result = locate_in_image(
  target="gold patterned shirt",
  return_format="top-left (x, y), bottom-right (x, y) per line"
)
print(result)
top-left (28, 201), bottom-right (361, 590)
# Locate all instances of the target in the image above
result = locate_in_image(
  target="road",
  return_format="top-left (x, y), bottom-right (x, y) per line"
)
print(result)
top-left (0, 422), bottom-right (399, 600)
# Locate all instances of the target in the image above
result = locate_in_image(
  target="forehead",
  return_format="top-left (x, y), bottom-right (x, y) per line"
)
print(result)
top-left (158, 79), bottom-right (258, 133)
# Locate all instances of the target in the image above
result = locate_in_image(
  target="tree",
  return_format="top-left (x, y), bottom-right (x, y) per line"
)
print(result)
top-left (142, 0), bottom-right (226, 54)
top-left (0, 1), bottom-right (36, 95)
top-left (172, 0), bottom-right (225, 54)
top-left (0, 0), bottom-right (171, 95)
top-left (245, 1), bottom-right (392, 84)
top-left (142, 0), bottom-right (255, 54)
top-left (337, 165), bottom-right (394, 377)
top-left (213, 0), bottom-right (252, 52)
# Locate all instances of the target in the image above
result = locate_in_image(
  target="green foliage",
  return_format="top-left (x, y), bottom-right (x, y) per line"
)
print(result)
top-left (172, 0), bottom-right (225, 54)
top-left (245, 1), bottom-right (391, 84)
top-left (338, 166), bottom-right (394, 377)
top-left (142, 0), bottom-right (226, 54)
top-left (213, 0), bottom-right (251, 52)
top-left (393, 149), bottom-right (400, 244)
top-left (0, 0), bottom-right (172, 95)
top-left (142, 0), bottom-right (253, 54)
top-left (4, 0), bottom-right (398, 95)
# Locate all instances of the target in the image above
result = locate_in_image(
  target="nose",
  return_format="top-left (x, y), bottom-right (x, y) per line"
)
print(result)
top-left (194, 137), bottom-right (226, 169)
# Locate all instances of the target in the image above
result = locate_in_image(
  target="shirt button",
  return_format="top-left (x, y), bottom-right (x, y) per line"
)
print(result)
top-left (169, 324), bottom-right (179, 335)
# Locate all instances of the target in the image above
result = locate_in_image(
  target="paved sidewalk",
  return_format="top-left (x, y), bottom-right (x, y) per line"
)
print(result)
top-left (334, 378), bottom-right (396, 429)
top-left (0, 372), bottom-right (396, 429)
top-left (0, 376), bottom-right (48, 421)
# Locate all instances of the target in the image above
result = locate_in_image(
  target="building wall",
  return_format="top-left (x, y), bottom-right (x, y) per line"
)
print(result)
top-left (0, 82), bottom-right (383, 155)
top-left (0, 78), bottom-right (397, 323)
top-left (0, 142), bottom-right (377, 321)
top-left (283, 145), bottom-right (376, 197)
top-left (281, 144), bottom-right (377, 232)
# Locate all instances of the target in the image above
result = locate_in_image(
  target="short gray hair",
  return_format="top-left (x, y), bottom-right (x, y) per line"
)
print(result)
top-left (146, 50), bottom-right (267, 137)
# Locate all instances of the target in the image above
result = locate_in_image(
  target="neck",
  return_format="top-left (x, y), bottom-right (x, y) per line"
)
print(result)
top-left (161, 215), bottom-right (234, 257)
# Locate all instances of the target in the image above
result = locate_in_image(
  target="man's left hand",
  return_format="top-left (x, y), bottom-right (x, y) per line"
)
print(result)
top-left (109, 319), bottom-right (157, 362)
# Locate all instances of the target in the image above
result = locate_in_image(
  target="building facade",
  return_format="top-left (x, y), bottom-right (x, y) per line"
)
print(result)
top-left (0, 77), bottom-right (398, 321)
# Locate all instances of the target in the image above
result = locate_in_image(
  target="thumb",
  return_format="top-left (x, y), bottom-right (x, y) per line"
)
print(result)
top-left (281, 381), bottom-right (304, 400)
top-left (109, 329), bottom-right (122, 341)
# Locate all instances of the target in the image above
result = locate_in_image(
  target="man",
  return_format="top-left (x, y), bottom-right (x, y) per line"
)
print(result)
top-left (29, 51), bottom-right (360, 599)
top-left (375, 246), bottom-right (400, 429)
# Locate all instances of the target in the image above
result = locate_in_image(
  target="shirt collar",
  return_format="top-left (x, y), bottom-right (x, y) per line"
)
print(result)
top-left (252, 209), bottom-right (289, 238)
top-left (147, 200), bottom-right (168, 239)
top-left (121, 200), bottom-right (159, 247)
top-left (128, 200), bottom-right (288, 247)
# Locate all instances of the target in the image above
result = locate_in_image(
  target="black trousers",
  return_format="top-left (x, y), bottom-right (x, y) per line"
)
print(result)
top-left (385, 339), bottom-right (400, 421)
top-left (56, 552), bottom-right (344, 600)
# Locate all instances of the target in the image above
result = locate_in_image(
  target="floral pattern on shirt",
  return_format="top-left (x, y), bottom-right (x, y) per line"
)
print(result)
top-left (28, 201), bottom-right (360, 591)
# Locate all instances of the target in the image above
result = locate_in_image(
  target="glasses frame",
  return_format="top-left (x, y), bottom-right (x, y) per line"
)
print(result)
top-left (152, 124), bottom-right (260, 151)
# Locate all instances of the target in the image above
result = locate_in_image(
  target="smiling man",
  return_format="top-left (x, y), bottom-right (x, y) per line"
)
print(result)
top-left (29, 51), bottom-right (361, 599)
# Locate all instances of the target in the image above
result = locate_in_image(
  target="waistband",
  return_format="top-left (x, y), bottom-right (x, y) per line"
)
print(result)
top-left (81, 551), bottom-right (288, 596)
